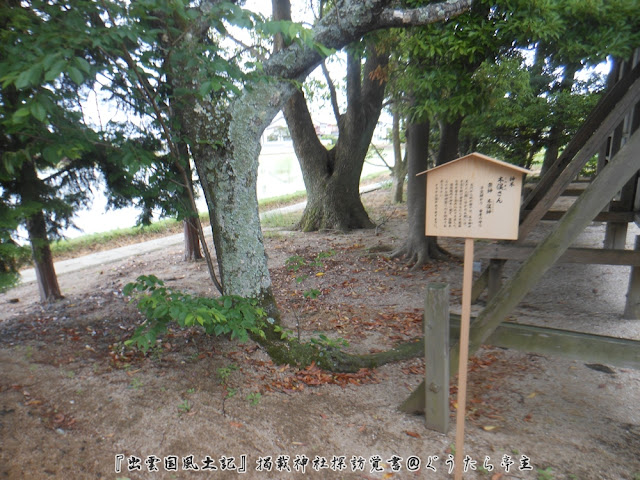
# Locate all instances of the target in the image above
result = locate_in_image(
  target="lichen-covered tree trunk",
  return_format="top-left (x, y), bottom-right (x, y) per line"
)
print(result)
top-left (179, 0), bottom-right (472, 355)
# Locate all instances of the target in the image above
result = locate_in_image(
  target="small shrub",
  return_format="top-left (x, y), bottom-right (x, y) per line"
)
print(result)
top-left (123, 275), bottom-right (266, 353)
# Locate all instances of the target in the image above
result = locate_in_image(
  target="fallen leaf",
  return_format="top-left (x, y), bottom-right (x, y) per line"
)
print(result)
top-left (527, 392), bottom-right (538, 399)
top-left (228, 421), bottom-right (243, 428)
top-left (404, 430), bottom-right (421, 438)
top-left (491, 473), bottom-right (504, 480)
top-left (315, 272), bottom-right (324, 277)
top-left (482, 425), bottom-right (498, 431)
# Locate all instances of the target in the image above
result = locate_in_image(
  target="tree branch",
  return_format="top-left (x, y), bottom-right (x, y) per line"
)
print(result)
top-left (377, 0), bottom-right (473, 28)
top-left (320, 60), bottom-right (341, 122)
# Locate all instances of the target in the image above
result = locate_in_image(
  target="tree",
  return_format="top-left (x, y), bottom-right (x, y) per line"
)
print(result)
top-left (274, 0), bottom-right (390, 231)
top-left (388, 0), bottom-right (571, 267)
top-left (390, 98), bottom-right (408, 203)
top-left (180, 0), bottom-right (473, 343)
top-left (0, 0), bottom-right (113, 301)
top-left (391, 116), bottom-right (448, 266)
top-left (89, 0), bottom-right (236, 288)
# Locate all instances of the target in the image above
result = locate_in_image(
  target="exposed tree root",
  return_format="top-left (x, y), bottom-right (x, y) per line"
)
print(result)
top-left (391, 238), bottom-right (452, 271)
top-left (252, 331), bottom-right (423, 373)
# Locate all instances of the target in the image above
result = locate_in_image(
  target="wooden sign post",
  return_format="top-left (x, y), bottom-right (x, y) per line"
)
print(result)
top-left (420, 153), bottom-right (530, 479)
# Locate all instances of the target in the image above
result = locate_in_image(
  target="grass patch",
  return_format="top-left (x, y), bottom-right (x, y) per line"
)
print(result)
top-left (261, 210), bottom-right (303, 229)
top-left (258, 190), bottom-right (307, 211)
top-left (45, 177), bottom-right (389, 262)
top-left (50, 216), bottom-right (195, 260)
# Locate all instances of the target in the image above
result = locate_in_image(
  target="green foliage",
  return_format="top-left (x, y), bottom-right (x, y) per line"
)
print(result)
top-left (285, 255), bottom-right (308, 272)
top-left (537, 467), bottom-right (555, 480)
top-left (273, 325), bottom-right (295, 341)
top-left (177, 399), bottom-right (192, 414)
top-left (122, 275), bottom-right (266, 353)
top-left (286, 250), bottom-right (335, 273)
top-left (217, 364), bottom-right (239, 384)
top-left (303, 288), bottom-right (321, 299)
top-left (246, 392), bottom-right (261, 406)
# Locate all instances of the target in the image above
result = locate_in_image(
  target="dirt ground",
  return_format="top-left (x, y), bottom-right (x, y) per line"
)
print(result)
top-left (1, 188), bottom-right (639, 480)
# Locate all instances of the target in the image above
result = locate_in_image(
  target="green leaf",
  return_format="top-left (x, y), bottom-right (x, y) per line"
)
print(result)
top-left (44, 60), bottom-right (67, 82)
top-left (12, 107), bottom-right (31, 122)
top-left (67, 66), bottom-right (84, 85)
top-left (29, 102), bottom-right (46, 122)
top-left (42, 146), bottom-right (60, 164)
top-left (15, 70), bottom-right (34, 90)
top-left (74, 57), bottom-right (91, 73)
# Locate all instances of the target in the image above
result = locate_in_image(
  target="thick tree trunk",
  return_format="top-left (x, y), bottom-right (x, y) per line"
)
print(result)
top-left (391, 119), bottom-right (446, 267)
top-left (297, 148), bottom-right (375, 232)
top-left (178, 0), bottom-right (472, 349)
top-left (282, 40), bottom-right (387, 231)
top-left (436, 116), bottom-right (464, 166)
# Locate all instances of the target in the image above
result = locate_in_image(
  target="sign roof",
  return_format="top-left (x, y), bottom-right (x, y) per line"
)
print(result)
top-left (417, 152), bottom-right (531, 177)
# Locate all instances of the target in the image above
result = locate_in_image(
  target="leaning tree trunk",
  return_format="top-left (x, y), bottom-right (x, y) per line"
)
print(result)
top-left (20, 160), bottom-right (62, 302)
top-left (25, 210), bottom-right (62, 302)
top-left (179, 165), bottom-right (203, 262)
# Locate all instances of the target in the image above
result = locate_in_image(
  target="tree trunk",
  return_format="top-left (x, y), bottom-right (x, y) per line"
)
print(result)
top-left (183, 219), bottom-right (202, 261)
top-left (540, 62), bottom-right (579, 177)
top-left (179, 157), bottom-right (202, 262)
top-left (179, 0), bottom-right (472, 343)
top-left (282, 42), bottom-right (387, 232)
top-left (436, 116), bottom-right (464, 166)
top-left (26, 210), bottom-right (62, 302)
top-left (20, 160), bottom-right (62, 302)
top-left (392, 105), bottom-right (407, 203)
top-left (391, 119), bottom-right (445, 267)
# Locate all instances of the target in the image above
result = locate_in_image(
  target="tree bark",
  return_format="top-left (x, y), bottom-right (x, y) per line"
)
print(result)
top-left (20, 160), bottom-right (62, 302)
top-left (436, 116), bottom-right (464, 166)
top-left (391, 105), bottom-right (407, 203)
top-left (391, 119), bottom-right (446, 267)
top-left (183, 219), bottom-right (202, 261)
top-left (26, 210), bottom-right (62, 302)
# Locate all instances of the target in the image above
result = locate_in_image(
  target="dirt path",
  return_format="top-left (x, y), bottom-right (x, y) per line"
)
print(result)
top-left (1, 189), bottom-right (639, 480)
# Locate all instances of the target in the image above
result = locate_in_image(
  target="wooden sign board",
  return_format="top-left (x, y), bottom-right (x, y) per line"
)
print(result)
top-left (420, 153), bottom-right (530, 240)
